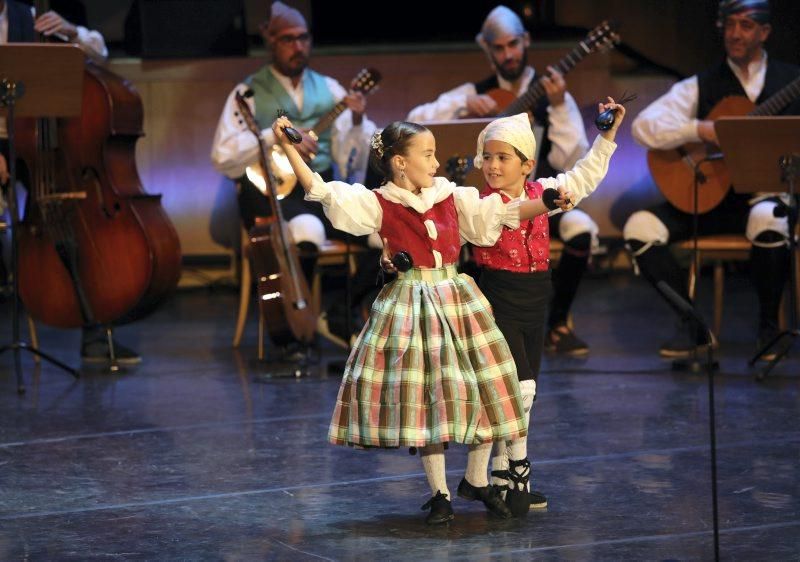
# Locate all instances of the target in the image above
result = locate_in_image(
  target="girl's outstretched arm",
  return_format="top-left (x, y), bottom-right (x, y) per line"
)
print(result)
top-left (272, 115), bottom-right (317, 193)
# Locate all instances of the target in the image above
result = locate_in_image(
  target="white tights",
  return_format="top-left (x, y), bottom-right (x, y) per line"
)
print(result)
top-left (492, 379), bottom-right (536, 489)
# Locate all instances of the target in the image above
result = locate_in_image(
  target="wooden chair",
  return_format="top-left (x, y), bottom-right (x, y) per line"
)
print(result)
top-left (675, 233), bottom-right (799, 337)
top-left (675, 235), bottom-right (750, 338)
top-left (232, 227), bottom-right (364, 357)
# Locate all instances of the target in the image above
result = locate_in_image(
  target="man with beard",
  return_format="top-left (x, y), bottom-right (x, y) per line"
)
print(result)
top-left (407, 5), bottom-right (595, 357)
top-left (625, 0), bottom-right (800, 359)
top-left (211, 1), bottom-right (379, 351)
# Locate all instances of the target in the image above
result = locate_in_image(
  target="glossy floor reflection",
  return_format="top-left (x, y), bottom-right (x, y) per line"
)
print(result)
top-left (0, 272), bottom-right (798, 560)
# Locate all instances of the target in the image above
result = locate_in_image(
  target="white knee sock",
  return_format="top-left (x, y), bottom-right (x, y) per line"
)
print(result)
top-left (491, 379), bottom-right (537, 489)
top-left (508, 379), bottom-right (536, 492)
top-left (420, 444), bottom-right (450, 499)
top-left (491, 439), bottom-right (510, 488)
top-left (465, 442), bottom-right (493, 487)
top-left (508, 379), bottom-right (536, 461)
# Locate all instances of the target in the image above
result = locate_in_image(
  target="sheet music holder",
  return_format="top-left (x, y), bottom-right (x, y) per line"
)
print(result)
top-left (715, 116), bottom-right (800, 192)
top-left (0, 44), bottom-right (86, 393)
top-left (0, 44), bottom-right (84, 118)
top-left (716, 116), bottom-right (800, 378)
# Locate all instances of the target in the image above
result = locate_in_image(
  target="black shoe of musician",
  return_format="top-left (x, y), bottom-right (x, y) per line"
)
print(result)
top-left (545, 324), bottom-right (589, 356)
top-left (659, 320), bottom-right (714, 358)
top-left (755, 326), bottom-right (783, 362)
top-left (457, 478), bottom-right (512, 519)
top-left (81, 339), bottom-right (142, 365)
top-left (420, 490), bottom-right (454, 525)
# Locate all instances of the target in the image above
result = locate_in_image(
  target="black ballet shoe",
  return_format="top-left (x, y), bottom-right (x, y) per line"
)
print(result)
top-left (421, 490), bottom-right (454, 525)
top-left (457, 478), bottom-right (512, 519)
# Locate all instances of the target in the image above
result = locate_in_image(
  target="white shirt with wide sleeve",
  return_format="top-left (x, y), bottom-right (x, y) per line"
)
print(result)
top-left (210, 66), bottom-right (376, 183)
top-left (302, 176), bottom-right (519, 248)
top-left (631, 54), bottom-right (768, 150)
top-left (536, 135), bottom-right (617, 209)
top-left (406, 66), bottom-right (590, 171)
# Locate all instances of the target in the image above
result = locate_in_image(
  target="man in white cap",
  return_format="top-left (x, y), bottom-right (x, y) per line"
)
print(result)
top-left (407, 5), bottom-right (597, 357)
top-left (625, 0), bottom-right (800, 359)
top-left (212, 1), bottom-right (376, 237)
top-left (211, 1), bottom-right (380, 349)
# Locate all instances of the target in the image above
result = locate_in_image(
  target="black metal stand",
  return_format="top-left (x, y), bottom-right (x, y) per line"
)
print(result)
top-left (671, 156), bottom-right (721, 373)
top-left (655, 281), bottom-right (720, 562)
top-left (0, 79), bottom-right (79, 393)
top-left (750, 155), bottom-right (799, 380)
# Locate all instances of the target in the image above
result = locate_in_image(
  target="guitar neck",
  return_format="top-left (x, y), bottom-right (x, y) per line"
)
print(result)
top-left (501, 40), bottom-right (594, 117)
top-left (751, 75), bottom-right (800, 116)
top-left (311, 100), bottom-right (348, 136)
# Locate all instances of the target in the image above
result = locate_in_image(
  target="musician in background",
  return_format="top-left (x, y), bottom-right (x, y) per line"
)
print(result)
top-left (0, 0), bottom-right (107, 187)
top-left (624, 0), bottom-right (800, 358)
top-left (1, 1), bottom-right (141, 365)
top-left (407, 5), bottom-right (596, 356)
top-left (211, 1), bottom-right (379, 345)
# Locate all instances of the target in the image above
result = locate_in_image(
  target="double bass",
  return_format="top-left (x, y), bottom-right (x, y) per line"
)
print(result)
top-left (15, 2), bottom-right (181, 329)
top-left (234, 91), bottom-right (316, 346)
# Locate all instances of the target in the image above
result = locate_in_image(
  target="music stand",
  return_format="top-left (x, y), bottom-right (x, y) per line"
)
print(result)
top-left (716, 116), bottom-right (800, 379)
top-left (0, 45), bottom-right (85, 393)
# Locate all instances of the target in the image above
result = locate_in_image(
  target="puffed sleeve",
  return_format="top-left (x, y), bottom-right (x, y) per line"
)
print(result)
top-left (453, 185), bottom-right (520, 247)
top-left (537, 135), bottom-right (617, 207)
top-left (304, 173), bottom-right (383, 236)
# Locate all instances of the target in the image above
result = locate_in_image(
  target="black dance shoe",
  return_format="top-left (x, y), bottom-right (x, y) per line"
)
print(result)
top-left (421, 490), bottom-right (454, 525)
top-left (457, 478), bottom-right (512, 519)
top-left (504, 458), bottom-right (531, 517)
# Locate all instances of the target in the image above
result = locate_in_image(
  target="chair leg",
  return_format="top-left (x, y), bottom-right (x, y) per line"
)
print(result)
top-left (257, 312), bottom-right (265, 361)
top-left (713, 261), bottom-right (724, 337)
top-left (687, 254), bottom-right (698, 302)
top-left (312, 267), bottom-right (322, 317)
top-left (232, 251), bottom-right (251, 348)
top-left (27, 316), bottom-right (40, 364)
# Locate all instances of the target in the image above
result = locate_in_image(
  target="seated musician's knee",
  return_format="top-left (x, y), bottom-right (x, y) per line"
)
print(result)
top-left (288, 214), bottom-right (326, 248)
top-left (559, 210), bottom-right (597, 253)
top-left (746, 201), bottom-right (789, 247)
top-left (623, 211), bottom-right (669, 251)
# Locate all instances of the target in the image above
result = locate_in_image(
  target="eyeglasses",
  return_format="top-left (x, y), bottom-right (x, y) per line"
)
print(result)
top-left (275, 32), bottom-right (311, 46)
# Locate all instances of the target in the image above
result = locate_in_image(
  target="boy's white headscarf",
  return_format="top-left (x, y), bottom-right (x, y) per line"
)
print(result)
top-left (474, 113), bottom-right (536, 168)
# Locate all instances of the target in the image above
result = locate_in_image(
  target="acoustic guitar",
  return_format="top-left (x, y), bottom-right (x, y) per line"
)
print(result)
top-left (648, 75), bottom-right (800, 214)
top-left (244, 68), bottom-right (382, 199)
top-left (234, 92), bottom-right (317, 346)
top-left (466, 20), bottom-right (620, 118)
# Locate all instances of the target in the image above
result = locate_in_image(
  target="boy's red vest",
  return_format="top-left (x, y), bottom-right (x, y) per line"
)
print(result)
top-left (474, 181), bottom-right (551, 272)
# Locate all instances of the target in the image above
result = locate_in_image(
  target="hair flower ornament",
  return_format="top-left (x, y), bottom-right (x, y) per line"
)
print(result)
top-left (370, 131), bottom-right (384, 158)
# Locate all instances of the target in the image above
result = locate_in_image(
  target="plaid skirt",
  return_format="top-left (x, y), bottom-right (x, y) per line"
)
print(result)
top-left (328, 264), bottom-right (528, 448)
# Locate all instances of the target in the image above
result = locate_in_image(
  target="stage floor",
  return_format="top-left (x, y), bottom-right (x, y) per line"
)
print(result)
top-left (1, 272), bottom-right (798, 560)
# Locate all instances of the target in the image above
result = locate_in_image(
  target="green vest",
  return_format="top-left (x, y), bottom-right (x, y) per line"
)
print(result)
top-left (245, 66), bottom-right (335, 173)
